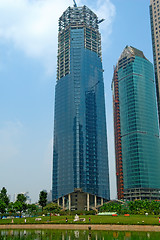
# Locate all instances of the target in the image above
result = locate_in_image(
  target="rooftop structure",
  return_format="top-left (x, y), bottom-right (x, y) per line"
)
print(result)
top-left (57, 5), bottom-right (102, 80)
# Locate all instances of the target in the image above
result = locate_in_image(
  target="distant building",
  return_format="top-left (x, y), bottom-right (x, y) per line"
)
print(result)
top-left (52, 3), bottom-right (110, 210)
top-left (23, 192), bottom-right (31, 204)
top-left (150, 0), bottom-right (160, 125)
top-left (47, 190), bottom-right (52, 203)
top-left (13, 193), bottom-right (17, 203)
top-left (7, 194), bottom-right (11, 202)
top-left (112, 46), bottom-right (160, 201)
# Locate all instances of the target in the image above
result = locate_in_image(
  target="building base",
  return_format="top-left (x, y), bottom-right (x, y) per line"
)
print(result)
top-left (55, 188), bottom-right (107, 211)
top-left (124, 188), bottom-right (160, 201)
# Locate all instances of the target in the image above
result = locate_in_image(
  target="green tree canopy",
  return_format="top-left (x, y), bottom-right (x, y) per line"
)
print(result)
top-left (44, 202), bottom-right (61, 213)
top-left (100, 201), bottom-right (122, 214)
top-left (39, 191), bottom-right (47, 211)
top-left (14, 194), bottom-right (27, 218)
top-left (16, 194), bottom-right (27, 203)
top-left (0, 187), bottom-right (9, 206)
top-left (0, 199), bottom-right (6, 219)
top-left (128, 200), bottom-right (160, 215)
top-left (7, 202), bottom-right (16, 215)
top-left (27, 204), bottom-right (38, 217)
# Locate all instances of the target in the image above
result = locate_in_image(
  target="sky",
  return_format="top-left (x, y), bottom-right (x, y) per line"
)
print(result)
top-left (0, 0), bottom-right (152, 203)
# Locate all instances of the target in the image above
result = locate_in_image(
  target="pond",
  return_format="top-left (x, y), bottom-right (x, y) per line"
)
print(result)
top-left (0, 229), bottom-right (160, 240)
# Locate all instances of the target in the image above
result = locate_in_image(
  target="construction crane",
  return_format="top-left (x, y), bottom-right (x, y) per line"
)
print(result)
top-left (73, 0), bottom-right (77, 7)
top-left (98, 19), bottom-right (105, 24)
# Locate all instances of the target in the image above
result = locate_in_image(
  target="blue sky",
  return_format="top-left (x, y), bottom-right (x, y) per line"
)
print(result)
top-left (0, 0), bottom-right (151, 202)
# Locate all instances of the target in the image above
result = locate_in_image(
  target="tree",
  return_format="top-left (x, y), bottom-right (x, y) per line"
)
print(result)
top-left (150, 200), bottom-right (160, 215)
top-left (44, 202), bottom-right (61, 221)
top-left (27, 204), bottom-right (38, 217)
top-left (0, 187), bottom-right (9, 206)
top-left (44, 202), bottom-right (61, 214)
top-left (100, 201), bottom-right (122, 214)
top-left (17, 194), bottom-right (27, 203)
top-left (14, 194), bottom-right (27, 218)
top-left (0, 187), bottom-right (10, 219)
top-left (39, 191), bottom-right (47, 211)
top-left (8, 202), bottom-right (16, 216)
top-left (0, 199), bottom-right (6, 219)
top-left (127, 200), bottom-right (160, 215)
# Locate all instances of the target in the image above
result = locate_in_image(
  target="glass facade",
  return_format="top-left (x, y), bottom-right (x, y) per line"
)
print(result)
top-left (52, 5), bottom-right (110, 201)
top-left (112, 46), bottom-right (160, 200)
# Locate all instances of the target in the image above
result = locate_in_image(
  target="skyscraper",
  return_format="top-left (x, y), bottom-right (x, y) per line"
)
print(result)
top-left (150, 0), bottom-right (160, 124)
top-left (112, 46), bottom-right (160, 201)
top-left (52, 4), bottom-right (110, 210)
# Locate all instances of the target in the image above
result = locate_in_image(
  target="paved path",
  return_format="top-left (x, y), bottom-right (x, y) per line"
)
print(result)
top-left (0, 224), bottom-right (160, 232)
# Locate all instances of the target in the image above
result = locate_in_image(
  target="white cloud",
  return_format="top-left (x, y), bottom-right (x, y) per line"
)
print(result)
top-left (96, 0), bottom-right (115, 31)
top-left (0, 0), bottom-right (115, 74)
top-left (0, 0), bottom-right (71, 74)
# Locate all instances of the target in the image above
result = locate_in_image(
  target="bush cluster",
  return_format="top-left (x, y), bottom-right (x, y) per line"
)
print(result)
top-left (100, 200), bottom-right (160, 215)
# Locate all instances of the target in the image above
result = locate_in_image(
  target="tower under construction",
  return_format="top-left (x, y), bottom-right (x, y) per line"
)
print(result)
top-left (52, 3), bottom-right (110, 210)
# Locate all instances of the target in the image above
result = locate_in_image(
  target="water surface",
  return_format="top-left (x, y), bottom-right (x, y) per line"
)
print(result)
top-left (0, 229), bottom-right (160, 239)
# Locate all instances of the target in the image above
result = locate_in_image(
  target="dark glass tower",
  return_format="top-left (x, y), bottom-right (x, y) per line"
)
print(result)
top-left (52, 4), bottom-right (110, 209)
top-left (112, 46), bottom-right (160, 201)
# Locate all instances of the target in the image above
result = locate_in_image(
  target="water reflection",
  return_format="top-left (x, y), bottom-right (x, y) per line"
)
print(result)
top-left (0, 229), bottom-right (160, 239)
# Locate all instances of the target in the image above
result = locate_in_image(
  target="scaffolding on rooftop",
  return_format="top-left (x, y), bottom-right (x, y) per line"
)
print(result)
top-left (59, 5), bottom-right (99, 32)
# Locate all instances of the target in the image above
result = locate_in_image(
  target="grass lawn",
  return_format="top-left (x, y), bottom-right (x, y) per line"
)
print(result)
top-left (0, 215), bottom-right (160, 225)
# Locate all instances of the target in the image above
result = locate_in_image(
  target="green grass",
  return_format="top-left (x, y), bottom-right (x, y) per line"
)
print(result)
top-left (0, 215), bottom-right (160, 225)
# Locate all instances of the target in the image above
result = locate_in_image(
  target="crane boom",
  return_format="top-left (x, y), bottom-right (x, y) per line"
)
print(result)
top-left (73, 0), bottom-right (77, 7)
top-left (98, 19), bottom-right (105, 24)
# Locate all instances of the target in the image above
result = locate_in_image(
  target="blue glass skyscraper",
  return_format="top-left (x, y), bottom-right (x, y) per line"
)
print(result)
top-left (112, 46), bottom-right (160, 200)
top-left (52, 4), bottom-right (110, 210)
